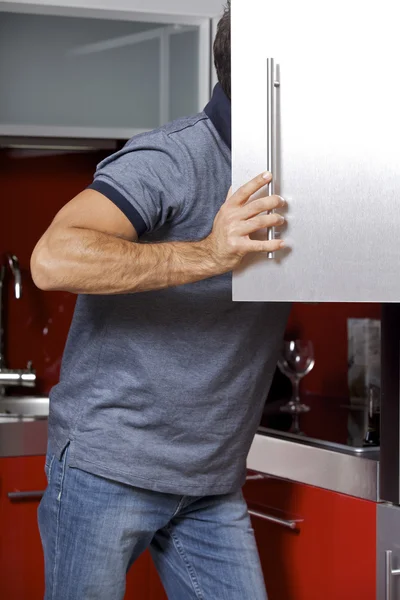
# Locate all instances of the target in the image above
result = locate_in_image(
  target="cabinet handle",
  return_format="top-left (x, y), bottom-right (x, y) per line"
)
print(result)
top-left (385, 550), bottom-right (400, 600)
top-left (248, 508), bottom-right (300, 531)
top-left (8, 490), bottom-right (44, 500)
top-left (245, 473), bottom-right (268, 481)
top-left (267, 57), bottom-right (280, 260)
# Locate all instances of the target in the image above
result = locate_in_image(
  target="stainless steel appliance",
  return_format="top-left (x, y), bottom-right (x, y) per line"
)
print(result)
top-left (231, 1), bottom-right (400, 597)
top-left (231, 0), bottom-right (400, 303)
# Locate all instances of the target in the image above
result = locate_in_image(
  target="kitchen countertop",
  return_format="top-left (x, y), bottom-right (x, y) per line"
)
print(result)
top-left (247, 427), bottom-right (379, 502)
top-left (0, 416), bottom-right (379, 501)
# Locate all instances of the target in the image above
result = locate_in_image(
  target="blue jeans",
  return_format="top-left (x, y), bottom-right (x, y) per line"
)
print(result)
top-left (38, 444), bottom-right (267, 600)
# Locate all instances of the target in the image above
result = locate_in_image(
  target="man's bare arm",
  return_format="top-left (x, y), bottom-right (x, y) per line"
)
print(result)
top-left (31, 172), bottom-right (285, 295)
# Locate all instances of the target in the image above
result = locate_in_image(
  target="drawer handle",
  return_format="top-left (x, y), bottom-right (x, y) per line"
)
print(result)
top-left (245, 474), bottom-right (268, 481)
top-left (248, 508), bottom-right (300, 531)
top-left (385, 550), bottom-right (400, 600)
top-left (8, 490), bottom-right (44, 500)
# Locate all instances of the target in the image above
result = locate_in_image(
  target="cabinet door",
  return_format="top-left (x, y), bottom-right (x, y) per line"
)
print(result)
top-left (0, 456), bottom-right (167, 600)
top-left (148, 557), bottom-right (168, 600)
top-left (0, 456), bottom-right (47, 600)
top-left (0, 11), bottom-right (210, 139)
top-left (125, 550), bottom-right (167, 600)
top-left (244, 473), bottom-right (376, 600)
top-left (231, 0), bottom-right (400, 302)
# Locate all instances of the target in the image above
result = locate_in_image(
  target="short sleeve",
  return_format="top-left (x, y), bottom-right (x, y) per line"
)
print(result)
top-left (87, 131), bottom-right (188, 237)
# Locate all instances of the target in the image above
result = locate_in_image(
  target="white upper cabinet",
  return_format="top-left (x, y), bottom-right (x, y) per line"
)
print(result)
top-left (231, 0), bottom-right (400, 303)
top-left (0, 3), bottom-right (214, 139)
top-left (0, 0), bottom-right (225, 19)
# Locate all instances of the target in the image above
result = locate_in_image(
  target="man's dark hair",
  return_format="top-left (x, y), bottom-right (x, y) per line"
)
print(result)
top-left (213, 1), bottom-right (231, 99)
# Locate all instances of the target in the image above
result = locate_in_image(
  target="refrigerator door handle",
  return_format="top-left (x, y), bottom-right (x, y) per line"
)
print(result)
top-left (267, 58), bottom-right (280, 259)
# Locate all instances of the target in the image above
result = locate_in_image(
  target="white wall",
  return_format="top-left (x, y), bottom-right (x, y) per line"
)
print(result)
top-left (0, 0), bottom-right (226, 22)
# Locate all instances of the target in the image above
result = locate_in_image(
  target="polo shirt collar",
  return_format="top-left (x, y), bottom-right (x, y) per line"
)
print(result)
top-left (204, 83), bottom-right (231, 151)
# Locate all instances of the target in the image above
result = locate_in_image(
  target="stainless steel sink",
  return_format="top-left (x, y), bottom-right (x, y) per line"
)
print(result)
top-left (0, 396), bottom-right (49, 421)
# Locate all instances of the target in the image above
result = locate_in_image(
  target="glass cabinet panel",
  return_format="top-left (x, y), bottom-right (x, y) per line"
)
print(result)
top-left (0, 11), bottom-right (208, 139)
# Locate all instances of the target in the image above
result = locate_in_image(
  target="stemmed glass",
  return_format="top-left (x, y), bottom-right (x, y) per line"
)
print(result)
top-left (278, 340), bottom-right (315, 415)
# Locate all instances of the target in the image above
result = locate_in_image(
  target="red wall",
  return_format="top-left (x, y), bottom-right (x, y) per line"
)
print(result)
top-left (287, 303), bottom-right (381, 398)
top-left (2, 148), bottom-right (380, 397)
top-left (1, 148), bottom-right (108, 394)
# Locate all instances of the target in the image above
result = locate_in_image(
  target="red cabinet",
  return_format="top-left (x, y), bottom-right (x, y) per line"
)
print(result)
top-left (0, 456), bottom-right (47, 600)
top-left (148, 565), bottom-right (168, 600)
top-left (1, 457), bottom-right (375, 600)
top-left (243, 474), bottom-right (376, 600)
top-left (0, 455), bottom-right (166, 600)
top-left (125, 551), bottom-right (167, 600)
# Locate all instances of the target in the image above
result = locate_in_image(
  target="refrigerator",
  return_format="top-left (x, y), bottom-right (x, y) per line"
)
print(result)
top-left (231, 1), bottom-right (400, 597)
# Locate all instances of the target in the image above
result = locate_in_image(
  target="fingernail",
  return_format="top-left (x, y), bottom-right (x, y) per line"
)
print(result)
top-left (279, 241), bottom-right (285, 248)
top-left (279, 216), bottom-right (285, 223)
top-left (263, 171), bottom-right (272, 180)
top-left (279, 197), bottom-right (286, 206)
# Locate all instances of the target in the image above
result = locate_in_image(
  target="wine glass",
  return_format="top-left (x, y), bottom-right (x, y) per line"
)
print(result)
top-left (278, 340), bottom-right (315, 415)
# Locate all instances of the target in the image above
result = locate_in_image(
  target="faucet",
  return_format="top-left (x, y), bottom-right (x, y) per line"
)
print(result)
top-left (7, 255), bottom-right (22, 300)
top-left (0, 254), bottom-right (36, 395)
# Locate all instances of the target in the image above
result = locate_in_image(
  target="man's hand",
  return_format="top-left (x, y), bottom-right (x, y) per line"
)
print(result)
top-left (205, 171), bottom-right (286, 272)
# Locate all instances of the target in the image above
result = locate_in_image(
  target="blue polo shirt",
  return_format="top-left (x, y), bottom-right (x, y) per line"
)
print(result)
top-left (48, 85), bottom-right (290, 495)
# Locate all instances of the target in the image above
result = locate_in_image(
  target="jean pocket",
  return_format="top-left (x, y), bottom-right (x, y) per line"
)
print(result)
top-left (54, 442), bottom-right (70, 502)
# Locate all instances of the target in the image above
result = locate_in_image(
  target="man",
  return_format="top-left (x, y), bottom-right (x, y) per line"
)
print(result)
top-left (31, 3), bottom-right (289, 598)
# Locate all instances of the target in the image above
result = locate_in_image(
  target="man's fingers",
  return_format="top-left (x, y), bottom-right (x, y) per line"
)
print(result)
top-left (245, 239), bottom-right (285, 253)
top-left (228, 171), bottom-right (272, 206)
top-left (240, 213), bottom-right (285, 236)
top-left (217, 175), bottom-right (287, 265)
top-left (241, 195), bottom-right (286, 219)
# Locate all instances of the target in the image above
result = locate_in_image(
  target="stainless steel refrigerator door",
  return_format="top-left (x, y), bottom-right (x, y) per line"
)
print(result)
top-left (232, 0), bottom-right (400, 302)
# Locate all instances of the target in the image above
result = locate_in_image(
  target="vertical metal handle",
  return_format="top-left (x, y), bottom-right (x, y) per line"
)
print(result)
top-left (385, 550), bottom-right (400, 600)
top-left (267, 58), bottom-right (278, 259)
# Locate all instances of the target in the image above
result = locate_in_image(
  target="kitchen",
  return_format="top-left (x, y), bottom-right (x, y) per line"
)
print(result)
top-left (0, 0), bottom-right (398, 599)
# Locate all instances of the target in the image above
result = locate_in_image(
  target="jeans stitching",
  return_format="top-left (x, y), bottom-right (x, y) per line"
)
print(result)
top-left (45, 454), bottom-right (55, 482)
top-left (166, 525), bottom-right (204, 600)
top-left (50, 447), bottom-right (69, 600)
